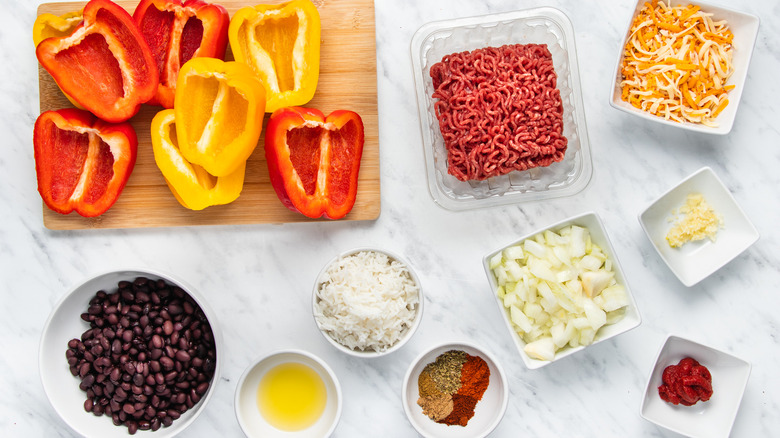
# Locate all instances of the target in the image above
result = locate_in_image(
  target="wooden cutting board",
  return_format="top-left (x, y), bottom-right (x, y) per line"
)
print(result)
top-left (37, 0), bottom-right (380, 229)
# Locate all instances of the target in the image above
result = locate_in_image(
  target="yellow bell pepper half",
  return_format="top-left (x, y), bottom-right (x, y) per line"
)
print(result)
top-left (228, 0), bottom-right (321, 113)
top-left (151, 109), bottom-right (245, 211)
top-left (174, 57), bottom-right (266, 177)
top-left (33, 10), bottom-right (83, 46)
top-left (33, 9), bottom-right (85, 109)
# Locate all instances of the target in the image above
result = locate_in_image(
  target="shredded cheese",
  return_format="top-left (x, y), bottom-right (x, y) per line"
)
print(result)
top-left (666, 193), bottom-right (721, 247)
top-left (314, 251), bottom-right (420, 353)
top-left (620, 0), bottom-right (734, 127)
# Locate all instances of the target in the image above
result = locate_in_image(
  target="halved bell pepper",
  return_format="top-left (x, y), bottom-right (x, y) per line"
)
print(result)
top-left (174, 57), bottom-right (266, 177)
top-left (151, 109), bottom-right (244, 210)
top-left (133, 0), bottom-right (229, 108)
top-left (33, 9), bottom-right (85, 109)
top-left (264, 107), bottom-right (364, 219)
top-left (33, 108), bottom-right (137, 217)
top-left (33, 9), bottom-right (83, 46)
top-left (228, 0), bottom-right (321, 112)
top-left (36, 0), bottom-right (158, 123)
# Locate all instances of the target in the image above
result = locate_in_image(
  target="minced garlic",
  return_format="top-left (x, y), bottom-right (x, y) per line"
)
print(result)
top-left (666, 193), bottom-right (721, 248)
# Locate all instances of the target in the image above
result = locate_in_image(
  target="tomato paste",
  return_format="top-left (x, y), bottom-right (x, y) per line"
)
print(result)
top-left (658, 357), bottom-right (713, 406)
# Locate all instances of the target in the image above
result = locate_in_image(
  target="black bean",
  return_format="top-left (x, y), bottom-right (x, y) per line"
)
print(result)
top-left (175, 350), bottom-right (191, 362)
top-left (67, 277), bottom-right (216, 434)
top-left (79, 374), bottom-right (95, 390)
top-left (196, 382), bottom-right (209, 396)
top-left (163, 320), bottom-right (173, 335)
top-left (160, 356), bottom-right (174, 370)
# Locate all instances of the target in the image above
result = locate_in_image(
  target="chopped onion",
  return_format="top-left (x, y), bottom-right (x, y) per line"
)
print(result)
top-left (492, 225), bottom-right (629, 361)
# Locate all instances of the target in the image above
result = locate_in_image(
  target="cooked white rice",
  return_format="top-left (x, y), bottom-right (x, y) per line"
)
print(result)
top-left (314, 250), bottom-right (420, 352)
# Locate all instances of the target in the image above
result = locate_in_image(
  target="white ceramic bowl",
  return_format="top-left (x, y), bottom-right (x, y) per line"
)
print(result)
top-left (639, 167), bottom-right (759, 287)
top-left (402, 342), bottom-right (508, 438)
top-left (482, 212), bottom-right (642, 369)
top-left (640, 334), bottom-right (751, 438)
top-left (235, 350), bottom-right (342, 438)
top-left (39, 268), bottom-right (222, 437)
top-left (411, 7), bottom-right (592, 210)
top-left (312, 247), bottom-right (423, 358)
top-left (609, 0), bottom-right (759, 135)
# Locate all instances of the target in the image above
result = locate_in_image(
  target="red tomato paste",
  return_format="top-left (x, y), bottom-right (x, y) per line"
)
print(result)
top-left (658, 357), bottom-right (713, 406)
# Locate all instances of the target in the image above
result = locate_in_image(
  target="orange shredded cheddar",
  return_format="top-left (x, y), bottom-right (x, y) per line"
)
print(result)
top-left (619, 0), bottom-right (734, 127)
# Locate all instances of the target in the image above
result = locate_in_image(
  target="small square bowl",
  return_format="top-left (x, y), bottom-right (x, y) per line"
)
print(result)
top-left (402, 342), bottom-right (508, 438)
top-left (640, 334), bottom-right (751, 438)
top-left (312, 248), bottom-right (423, 358)
top-left (411, 7), bottom-right (592, 211)
top-left (235, 350), bottom-right (342, 438)
top-left (482, 212), bottom-right (641, 369)
top-left (609, 0), bottom-right (760, 135)
top-left (638, 167), bottom-right (759, 287)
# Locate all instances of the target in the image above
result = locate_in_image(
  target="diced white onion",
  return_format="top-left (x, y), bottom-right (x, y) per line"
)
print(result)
top-left (491, 225), bottom-right (629, 361)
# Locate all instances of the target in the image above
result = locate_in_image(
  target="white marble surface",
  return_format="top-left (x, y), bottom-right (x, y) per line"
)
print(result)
top-left (2, 0), bottom-right (779, 436)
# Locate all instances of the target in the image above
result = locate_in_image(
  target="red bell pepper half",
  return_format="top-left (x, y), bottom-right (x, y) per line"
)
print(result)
top-left (36, 0), bottom-right (158, 123)
top-left (33, 108), bottom-right (138, 217)
top-left (265, 107), bottom-right (365, 220)
top-left (133, 0), bottom-right (229, 108)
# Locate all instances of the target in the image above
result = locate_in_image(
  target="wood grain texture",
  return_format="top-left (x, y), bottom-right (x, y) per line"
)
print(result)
top-left (37, 0), bottom-right (380, 229)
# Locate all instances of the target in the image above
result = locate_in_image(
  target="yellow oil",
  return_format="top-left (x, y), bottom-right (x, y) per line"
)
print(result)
top-left (257, 362), bottom-right (327, 431)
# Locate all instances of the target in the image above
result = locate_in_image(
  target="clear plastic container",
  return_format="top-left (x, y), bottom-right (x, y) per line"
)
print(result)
top-left (411, 7), bottom-right (592, 211)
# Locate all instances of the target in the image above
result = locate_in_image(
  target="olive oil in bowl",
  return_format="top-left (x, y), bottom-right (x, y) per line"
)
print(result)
top-left (257, 362), bottom-right (327, 431)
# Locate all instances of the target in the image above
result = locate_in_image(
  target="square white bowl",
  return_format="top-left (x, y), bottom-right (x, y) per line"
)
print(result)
top-left (640, 335), bottom-right (751, 438)
top-left (638, 167), bottom-right (759, 287)
top-left (482, 212), bottom-right (641, 369)
top-left (411, 7), bottom-right (592, 210)
top-left (609, 0), bottom-right (760, 135)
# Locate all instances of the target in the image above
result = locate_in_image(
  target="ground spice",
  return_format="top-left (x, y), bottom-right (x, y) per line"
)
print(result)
top-left (417, 367), bottom-right (441, 398)
top-left (418, 393), bottom-right (454, 421)
top-left (457, 354), bottom-right (490, 400)
top-left (417, 350), bottom-right (492, 427)
top-left (439, 394), bottom-right (478, 426)
top-left (426, 350), bottom-right (467, 394)
top-left (438, 354), bottom-right (490, 427)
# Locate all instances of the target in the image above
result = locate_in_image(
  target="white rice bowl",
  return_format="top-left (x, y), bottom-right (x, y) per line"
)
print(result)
top-left (313, 249), bottom-right (422, 355)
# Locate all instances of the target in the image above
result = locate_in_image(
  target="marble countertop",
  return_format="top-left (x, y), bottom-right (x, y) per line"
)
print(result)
top-left (3, 0), bottom-right (779, 436)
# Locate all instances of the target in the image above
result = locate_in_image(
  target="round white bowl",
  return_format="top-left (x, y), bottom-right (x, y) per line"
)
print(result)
top-left (312, 247), bottom-right (423, 358)
top-left (402, 341), bottom-right (508, 438)
top-left (235, 350), bottom-right (342, 438)
top-left (39, 268), bottom-right (223, 437)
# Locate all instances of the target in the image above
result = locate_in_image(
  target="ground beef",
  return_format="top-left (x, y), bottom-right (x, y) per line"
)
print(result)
top-left (430, 43), bottom-right (567, 181)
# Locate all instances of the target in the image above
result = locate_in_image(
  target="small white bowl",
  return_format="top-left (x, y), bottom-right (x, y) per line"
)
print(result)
top-left (312, 248), bottom-right (423, 358)
top-left (402, 342), bottom-right (508, 438)
top-left (638, 167), bottom-right (759, 287)
top-left (640, 334), bottom-right (751, 438)
top-left (482, 212), bottom-right (642, 369)
top-left (609, 0), bottom-right (759, 135)
top-left (235, 350), bottom-right (342, 438)
top-left (39, 269), bottom-right (222, 437)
